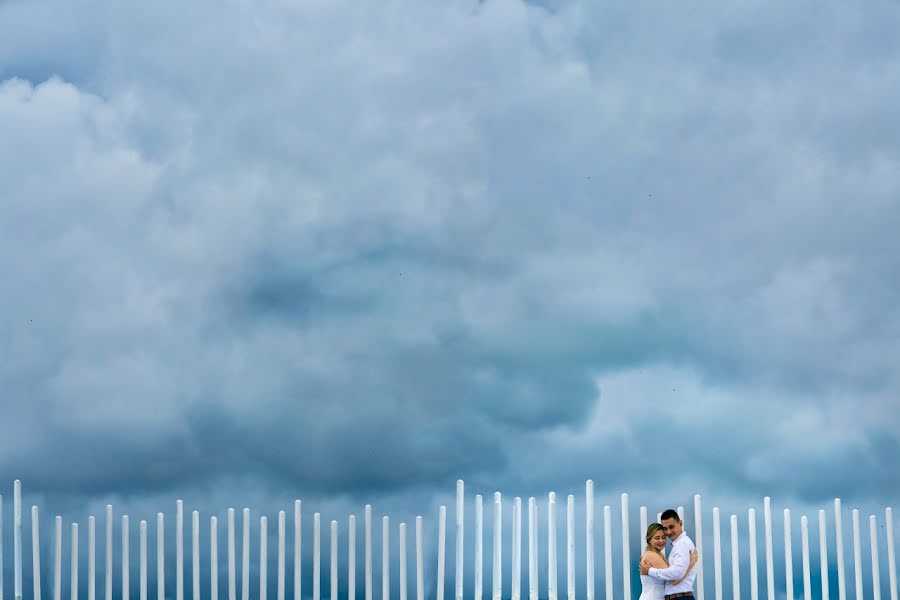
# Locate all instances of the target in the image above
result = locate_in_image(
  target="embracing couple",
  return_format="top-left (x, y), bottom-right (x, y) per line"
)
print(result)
top-left (637, 509), bottom-right (700, 600)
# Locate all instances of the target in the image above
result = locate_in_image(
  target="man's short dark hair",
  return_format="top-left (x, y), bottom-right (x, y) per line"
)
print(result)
top-left (660, 509), bottom-right (681, 522)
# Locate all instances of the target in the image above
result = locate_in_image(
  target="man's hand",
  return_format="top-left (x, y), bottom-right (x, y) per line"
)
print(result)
top-left (639, 557), bottom-right (651, 576)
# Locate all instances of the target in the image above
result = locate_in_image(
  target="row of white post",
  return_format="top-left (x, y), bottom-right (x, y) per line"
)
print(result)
top-left (1, 480), bottom-right (898, 600)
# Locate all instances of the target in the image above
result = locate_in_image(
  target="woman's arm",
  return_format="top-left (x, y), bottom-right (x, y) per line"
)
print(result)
top-left (670, 549), bottom-right (699, 585)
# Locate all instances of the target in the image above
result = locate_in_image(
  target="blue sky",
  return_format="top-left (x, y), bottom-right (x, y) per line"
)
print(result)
top-left (1, 0), bottom-right (899, 597)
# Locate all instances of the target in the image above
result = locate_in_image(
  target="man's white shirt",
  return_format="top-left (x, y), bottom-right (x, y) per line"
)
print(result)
top-left (647, 531), bottom-right (697, 595)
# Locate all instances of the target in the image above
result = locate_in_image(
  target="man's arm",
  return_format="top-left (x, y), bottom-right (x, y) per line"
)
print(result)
top-left (648, 545), bottom-right (689, 581)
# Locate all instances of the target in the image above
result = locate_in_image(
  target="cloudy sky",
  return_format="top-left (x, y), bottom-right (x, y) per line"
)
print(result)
top-left (2, 0), bottom-right (899, 597)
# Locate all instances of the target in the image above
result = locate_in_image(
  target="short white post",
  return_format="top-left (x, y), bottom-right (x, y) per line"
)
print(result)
top-left (295, 502), bottom-right (302, 600)
top-left (72, 523), bottom-right (79, 600)
top-left (886, 507), bottom-right (897, 600)
top-left (141, 521), bottom-right (148, 600)
top-left (696, 494), bottom-right (705, 600)
top-left (621, 494), bottom-right (630, 600)
top-left (678, 507), bottom-right (685, 522)
top-left (712, 507), bottom-right (722, 600)
top-left (513, 498), bottom-right (522, 600)
top-left (456, 481), bottom-right (464, 600)
top-left (400, 523), bottom-right (408, 600)
top-left (32, 507), bottom-right (42, 600)
top-left (415, 517), bottom-right (424, 600)
top-left (603, 506), bottom-right (612, 600)
top-left (15, 481), bottom-right (22, 600)
top-left (476, 495), bottom-right (483, 600)
top-left (748, 508), bottom-right (758, 600)
top-left (106, 506), bottom-right (113, 600)
top-left (124, 516), bottom-right (131, 600)
top-left (261, 516), bottom-right (269, 600)
top-left (157, 514), bottom-right (165, 600)
top-left (835, 499), bottom-right (847, 600)
top-left (819, 510), bottom-right (830, 600)
top-left (639, 507), bottom-right (648, 548)
top-left (228, 509), bottom-right (236, 600)
top-left (242, 509), bottom-right (250, 600)
top-left (548, 493), bottom-right (557, 600)
top-left (528, 498), bottom-right (538, 600)
top-left (784, 509), bottom-right (793, 600)
top-left (870, 515), bottom-right (881, 600)
top-left (365, 506), bottom-right (372, 600)
top-left (55, 516), bottom-right (62, 600)
top-left (852, 510), bottom-right (862, 600)
top-left (279, 512), bottom-right (286, 600)
top-left (211, 517), bottom-right (219, 600)
top-left (731, 515), bottom-right (740, 600)
top-left (437, 506), bottom-right (447, 600)
top-left (493, 493), bottom-right (502, 600)
top-left (89, 517), bottom-right (96, 600)
top-left (191, 512), bottom-right (199, 600)
top-left (764, 498), bottom-right (775, 600)
top-left (567, 496), bottom-right (575, 600)
top-left (586, 481), bottom-right (595, 600)
top-left (330, 521), bottom-right (338, 600)
top-left (177, 502), bottom-right (184, 600)
top-left (801, 516), bottom-right (811, 600)
top-left (350, 515), bottom-right (357, 600)
top-left (314, 513), bottom-right (321, 600)
top-left (383, 517), bottom-right (390, 600)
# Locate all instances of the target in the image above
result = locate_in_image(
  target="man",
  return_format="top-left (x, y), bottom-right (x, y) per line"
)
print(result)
top-left (639, 509), bottom-right (698, 600)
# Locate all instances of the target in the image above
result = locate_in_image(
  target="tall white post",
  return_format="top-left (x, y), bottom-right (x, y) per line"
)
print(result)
top-left (764, 498), bottom-right (775, 600)
top-left (141, 521), bottom-right (148, 600)
top-left (567, 496), bottom-right (575, 600)
top-left (55, 516), bottom-right (62, 600)
top-left (801, 516), bottom-right (811, 600)
top-left (835, 499), bottom-right (847, 600)
top-left (124, 516), bottom-right (131, 600)
top-left (157, 514), bottom-right (165, 600)
top-left (261, 516), bottom-right (269, 600)
top-left (295, 502), bottom-right (302, 600)
top-left (548, 493), bottom-right (557, 600)
top-left (15, 481), bottom-right (22, 600)
top-left (819, 510), bottom-right (829, 600)
top-left (242, 509), bottom-right (250, 600)
top-left (586, 481), bottom-right (595, 600)
top-left (493, 493), bottom-right (502, 600)
top-left (456, 481), bottom-right (464, 600)
top-left (228, 509), bottom-right (236, 600)
top-left (191, 512), bottom-right (199, 600)
top-left (383, 517), bottom-right (390, 600)
top-left (749, 508), bottom-right (759, 600)
top-left (89, 516), bottom-right (96, 600)
top-left (476, 496), bottom-right (483, 600)
top-left (712, 507), bottom-right (722, 600)
top-left (365, 506), bottom-right (373, 600)
top-left (528, 498), bottom-right (538, 600)
top-left (513, 498), bottom-right (522, 600)
top-left (886, 507), bottom-right (897, 600)
top-left (177, 502), bottom-right (184, 600)
top-left (870, 515), bottom-right (881, 600)
top-left (731, 515), bottom-right (740, 600)
top-left (315, 513), bottom-right (321, 600)
top-left (32, 507), bottom-right (42, 600)
top-left (415, 517), bottom-right (424, 600)
top-left (106, 506), bottom-right (113, 600)
top-left (437, 506), bottom-right (447, 600)
top-left (695, 494), bottom-right (705, 600)
top-left (400, 523), bottom-right (407, 600)
top-left (279, 512), bottom-right (286, 600)
top-left (784, 509), bottom-right (793, 600)
top-left (621, 494), bottom-right (630, 600)
top-left (350, 515), bottom-right (357, 600)
top-left (852, 510), bottom-right (862, 600)
top-left (330, 521), bottom-right (338, 600)
top-left (72, 524), bottom-right (80, 600)
top-left (212, 517), bottom-right (219, 600)
top-left (603, 506), bottom-right (612, 600)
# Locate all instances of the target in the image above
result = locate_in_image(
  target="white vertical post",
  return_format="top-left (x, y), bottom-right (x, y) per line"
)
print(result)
top-left (383, 517), bottom-right (390, 600)
top-left (72, 524), bottom-right (80, 600)
top-left (620, 494), bottom-right (630, 600)
top-left (871, 515), bottom-right (881, 600)
top-left (456, 482), bottom-right (464, 600)
top-left (32, 507), bottom-right (42, 600)
top-left (55, 517), bottom-right (63, 600)
top-left (696, 495), bottom-right (705, 600)
top-left (639, 507), bottom-right (648, 547)
top-left (852, 510), bottom-right (862, 600)
top-left (784, 509), bottom-right (793, 600)
top-left (764, 498), bottom-right (775, 600)
top-left (415, 517), bottom-right (424, 600)
top-left (242, 509), bottom-right (250, 600)
top-left (177, 502), bottom-right (184, 600)
top-left (279, 512), bottom-right (286, 600)
top-left (15, 481), bottom-right (22, 600)
top-left (749, 508), bottom-right (759, 600)
top-left (89, 517), bottom-right (96, 600)
top-left (141, 521), bottom-right (148, 600)
top-left (548, 493), bottom-right (557, 600)
top-left (678, 507), bottom-right (685, 522)
top-left (295, 502), bottom-right (302, 600)
top-left (228, 509), bottom-right (236, 600)
top-left (493, 493), bottom-right (502, 600)
top-left (476, 496), bottom-right (483, 600)
top-left (331, 521), bottom-right (338, 600)
top-left (801, 516), bottom-right (811, 600)
top-left (513, 498), bottom-right (522, 600)
top-left (567, 496), bottom-right (574, 600)
top-left (399, 523), bottom-right (407, 600)
top-left (157, 514), bottom-right (165, 600)
top-left (603, 506), bottom-right (612, 600)
top-left (350, 515), bottom-right (357, 600)
top-left (835, 499), bottom-right (847, 600)
top-left (712, 508), bottom-right (722, 600)
top-left (315, 513), bottom-right (321, 600)
top-left (819, 510), bottom-right (830, 600)
top-left (191, 513), bottom-right (199, 600)
top-left (586, 481), bottom-right (595, 600)
top-left (212, 517), bottom-right (219, 600)
top-left (261, 517), bottom-right (269, 600)
top-left (106, 506), bottom-right (113, 600)
top-left (528, 498), bottom-right (538, 600)
top-left (886, 507), bottom-right (897, 600)
top-left (731, 515), bottom-right (740, 600)
top-left (123, 516), bottom-right (131, 600)
top-left (365, 506), bottom-right (372, 600)
top-left (438, 506), bottom-right (447, 600)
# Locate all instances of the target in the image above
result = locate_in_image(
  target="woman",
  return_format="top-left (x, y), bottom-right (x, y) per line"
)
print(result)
top-left (638, 523), bottom-right (699, 600)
